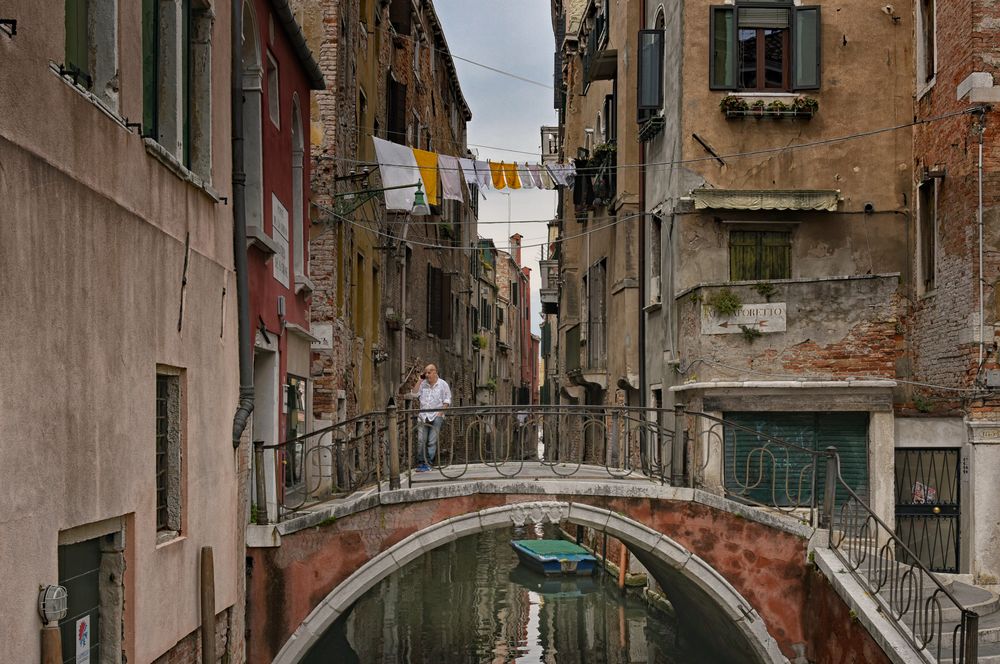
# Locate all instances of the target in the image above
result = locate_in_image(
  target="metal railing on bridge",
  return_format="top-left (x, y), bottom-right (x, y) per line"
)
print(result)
top-left (253, 403), bottom-right (978, 663)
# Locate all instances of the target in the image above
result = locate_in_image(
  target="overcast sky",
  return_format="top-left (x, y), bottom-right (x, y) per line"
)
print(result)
top-left (433, 1), bottom-right (558, 336)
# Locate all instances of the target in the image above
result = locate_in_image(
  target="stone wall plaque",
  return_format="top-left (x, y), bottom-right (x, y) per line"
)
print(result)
top-left (702, 302), bottom-right (786, 335)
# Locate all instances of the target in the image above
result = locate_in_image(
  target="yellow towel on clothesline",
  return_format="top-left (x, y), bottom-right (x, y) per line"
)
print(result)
top-left (490, 161), bottom-right (507, 189)
top-left (412, 148), bottom-right (439, 205)
top-left (501, 162), bottom-right (521, 189)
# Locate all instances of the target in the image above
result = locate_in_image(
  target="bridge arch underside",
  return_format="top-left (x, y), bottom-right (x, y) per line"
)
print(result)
top-left (271, 500), bottom-right (790, 664)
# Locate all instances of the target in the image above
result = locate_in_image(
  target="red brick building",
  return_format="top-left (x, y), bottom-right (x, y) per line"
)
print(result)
top-left (905, 0), bottom-right (1000, 583)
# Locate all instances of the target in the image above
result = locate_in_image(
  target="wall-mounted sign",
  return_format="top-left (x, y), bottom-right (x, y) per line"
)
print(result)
top-left (969, 422), bottom-right (1000, 444)
top-left (702, 302), bottom-right (786, 335)
top-left (76, 615), bottom-right (90, 664)
top-left (272, 195), bottom-right (290, 288)
top-left (311, 323), bottom-right (333, 350)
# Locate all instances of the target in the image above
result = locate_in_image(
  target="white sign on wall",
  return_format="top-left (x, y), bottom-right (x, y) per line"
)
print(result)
top-left (702, 302), bottom-right (787, 335)
top-left (271, 194), bottom-right (290, 288)
top-left (311, 323), bottom-right (333, 350)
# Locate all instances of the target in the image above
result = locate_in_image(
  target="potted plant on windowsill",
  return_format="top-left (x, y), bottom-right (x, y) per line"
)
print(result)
top-left (719, 95), bottom-right (749, 117)
top-left (386, 313), bottom-right (404, 331)
top-left (750, 99), bottom-right (767, 117)
top-left (792, 95), bottom-right (819, 117)
top-left (767, 100), bottom-right (788, 116)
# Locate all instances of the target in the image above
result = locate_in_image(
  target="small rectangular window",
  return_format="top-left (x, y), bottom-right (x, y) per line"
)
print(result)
top-left (267, 52), bottom-right (280, 128)
top-left (155, 371), bottom-right (183, 535)
top-left (918, 181), bottom-right (936, 292)
top-left (729, 230), bottom-right (791, 281)
top-left (918, 0), bottom-right (936, 84)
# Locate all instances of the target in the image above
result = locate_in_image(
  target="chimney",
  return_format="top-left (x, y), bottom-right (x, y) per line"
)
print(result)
top-left (510, 233), bottom-right (523, 266)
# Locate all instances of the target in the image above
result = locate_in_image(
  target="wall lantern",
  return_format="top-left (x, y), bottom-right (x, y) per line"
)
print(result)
top-left (38, 585), bottom-right (68, 625)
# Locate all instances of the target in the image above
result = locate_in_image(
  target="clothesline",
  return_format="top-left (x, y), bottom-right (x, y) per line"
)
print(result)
top-left (372, 136), bottom-right (575, 212)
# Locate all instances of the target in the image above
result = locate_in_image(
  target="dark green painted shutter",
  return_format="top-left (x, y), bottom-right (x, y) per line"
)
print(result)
top-left (709, 6), bottom-right (736, 90)
top-left (65, 0), bottom-right (91, 85)
top-left (792, 7), bottom-right (821, 90)
top-left (724, 412), bottom-right (868, 506)
top-left (142, 0), bottom-right (159, 136)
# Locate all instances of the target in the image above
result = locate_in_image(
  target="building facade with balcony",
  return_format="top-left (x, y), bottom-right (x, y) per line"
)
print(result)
top-left (551, 0), bottom-right (643, 413)
top-left (637, 0), bottom-right (933, 553)
top-left (1, 2), bottom-right (244, 660)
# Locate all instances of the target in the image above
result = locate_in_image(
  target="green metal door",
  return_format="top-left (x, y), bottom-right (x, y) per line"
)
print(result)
top-left (58, 537), bottom-right (102, 663)
top-left (724, 412), bottom-right (869, 506)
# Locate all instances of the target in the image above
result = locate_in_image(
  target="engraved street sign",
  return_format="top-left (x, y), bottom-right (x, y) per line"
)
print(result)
top-left (702, 302), bottom-right (787, 335)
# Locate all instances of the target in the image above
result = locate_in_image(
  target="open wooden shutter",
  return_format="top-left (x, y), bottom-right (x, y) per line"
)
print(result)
top-left (637, 29), bottom-right (664, 119)
top-left (439, 273), bottom-right (452, 338)
top-left (386, 77), bottom-right (407, 144)
top-left (709, 6), bottom-right (736, 90)
top-left (792, 7), bottom-right (821, 90)
top-left (427, 265), bottom-right (442, 335)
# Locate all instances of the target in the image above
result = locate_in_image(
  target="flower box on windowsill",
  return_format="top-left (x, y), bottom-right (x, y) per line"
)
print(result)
top-left (724, 108), bottom-right (815, 119)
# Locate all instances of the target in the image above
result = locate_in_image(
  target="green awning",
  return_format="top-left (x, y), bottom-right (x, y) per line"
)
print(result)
top-left (692, 188), bottom-right (840, 212)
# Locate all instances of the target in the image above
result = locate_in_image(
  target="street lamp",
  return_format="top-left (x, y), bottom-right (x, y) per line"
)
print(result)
top-left (332, 181), bottom-right (427, 217)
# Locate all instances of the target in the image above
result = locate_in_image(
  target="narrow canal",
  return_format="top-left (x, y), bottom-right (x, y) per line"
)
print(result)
top-left (302, 525), bottom-right (731, 663)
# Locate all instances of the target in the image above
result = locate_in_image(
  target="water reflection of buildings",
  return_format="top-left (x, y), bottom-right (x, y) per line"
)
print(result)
top-left (319, 528), bottom-right (679, 664)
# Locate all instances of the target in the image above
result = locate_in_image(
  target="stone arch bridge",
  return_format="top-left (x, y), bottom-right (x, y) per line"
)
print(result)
top-left (246, 405), bottom-right (982, 664)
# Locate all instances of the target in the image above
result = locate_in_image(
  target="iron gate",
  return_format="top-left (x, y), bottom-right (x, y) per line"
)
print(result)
top-left (894, 448), bottom-right (960, 573)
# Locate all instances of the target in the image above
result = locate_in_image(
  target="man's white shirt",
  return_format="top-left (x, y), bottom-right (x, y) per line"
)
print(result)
top-left (417, 378), bottom-right (452, 421)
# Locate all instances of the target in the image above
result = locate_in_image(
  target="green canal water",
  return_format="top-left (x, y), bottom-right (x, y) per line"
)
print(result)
top-left (302, 525), bottom-right (727, 663)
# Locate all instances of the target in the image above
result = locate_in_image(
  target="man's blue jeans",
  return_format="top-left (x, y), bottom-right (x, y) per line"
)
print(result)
top-left (417, 417), bottom-right (444, 465)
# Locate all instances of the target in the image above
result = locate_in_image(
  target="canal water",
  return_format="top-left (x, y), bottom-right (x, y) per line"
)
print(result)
top-left (302, 525), bottom-right (715, 663)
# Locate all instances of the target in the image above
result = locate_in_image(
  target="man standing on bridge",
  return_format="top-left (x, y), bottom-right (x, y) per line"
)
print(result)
top-left (414, 363), bottom-right (451, 471)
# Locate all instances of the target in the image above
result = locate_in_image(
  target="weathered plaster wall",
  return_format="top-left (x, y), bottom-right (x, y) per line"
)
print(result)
top-left (0, 1), bottom-right (240, 658)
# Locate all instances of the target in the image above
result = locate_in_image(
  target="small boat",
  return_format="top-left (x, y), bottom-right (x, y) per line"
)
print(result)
top-left (510, 539), bottom-right (597, 576)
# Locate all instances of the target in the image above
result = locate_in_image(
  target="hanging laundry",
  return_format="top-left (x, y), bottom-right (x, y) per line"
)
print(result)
top-left (438, 154), bottom-right (464, 202)
top-left (564, 162), bottom-right (577, 188)
top-left (474, 160), bottom-right (493, 190)
top-left (528, 163), bottom-right (544, 189)
top-left (412, 148), bottom-right (439, 206)
top-left (538, 164), bottom-right (556, 190)
top-left (372, 136), bottom-right (424, 211)
top-left (458, 158), bottom-right (478, 188)
top-left (502, 162), bottom-right (521, 189)
top-left (544, 163), bottom-right (566, 188)
top-left (517, 163), bottom-right (534, 190)
top-left (489, 161), bottom-right (507, 189)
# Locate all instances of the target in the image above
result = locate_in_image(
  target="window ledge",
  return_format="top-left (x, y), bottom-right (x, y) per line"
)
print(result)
top-left (643, 301), bottom-right (662, 313)
top-left (50, 63), bottom-right (126, 130)
top-left (155, 531), bottom-right (184, 548)
top-left (143, 138), bottom-right (221, 202)
top-left (248, 227), bottom-right (282, 255)
top-left (295, 273), bottom-right (316, 295)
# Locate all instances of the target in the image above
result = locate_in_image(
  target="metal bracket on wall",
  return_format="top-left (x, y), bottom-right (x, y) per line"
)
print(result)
top-left (0, 19), bottom-right (16, 37)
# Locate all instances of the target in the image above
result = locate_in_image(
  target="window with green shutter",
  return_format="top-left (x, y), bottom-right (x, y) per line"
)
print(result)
top-left (729, 230), bottom-right (791, 281)
top-left (65, 0), bottom-right (91, 86)
top-left (709, 3), bottom-right (821, 91)
top-left (724, 412), bottom-right (869, 506)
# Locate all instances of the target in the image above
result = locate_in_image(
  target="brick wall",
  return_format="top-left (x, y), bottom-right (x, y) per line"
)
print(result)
top-left (908, 0), bottom-right (1000, 412)
top-left (151, 608), bottom-right (233, 664)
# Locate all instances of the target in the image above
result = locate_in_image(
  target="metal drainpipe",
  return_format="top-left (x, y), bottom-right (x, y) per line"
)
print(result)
top-left (637, 0), bottom-right (648, 468)
top-left (231, 0), bottom-right (254, 446)
top-left (977, 109), bottom-right (986, 370)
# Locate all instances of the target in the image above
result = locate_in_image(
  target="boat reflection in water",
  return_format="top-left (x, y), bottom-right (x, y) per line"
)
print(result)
top-left (303, 524), bottom-right (717, 663)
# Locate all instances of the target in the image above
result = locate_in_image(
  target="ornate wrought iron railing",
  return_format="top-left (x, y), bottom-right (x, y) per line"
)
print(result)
top-left (824, 450), bottom-right (978, 663)
top-left (252, 403), bottom-right (978, 662)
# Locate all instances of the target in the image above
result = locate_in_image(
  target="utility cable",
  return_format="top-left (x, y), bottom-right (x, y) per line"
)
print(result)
top-left (319, 107), bottom-right (978, 174)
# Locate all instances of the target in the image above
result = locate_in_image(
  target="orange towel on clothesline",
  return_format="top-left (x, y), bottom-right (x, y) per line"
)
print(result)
top-left (412, 148), bottom-right (439, 205)
top-left (501, 161), bottom-right (521, 189)
top-left (490, 161), bottom-right (507, 189)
